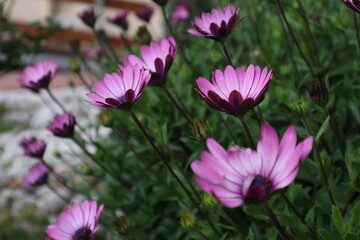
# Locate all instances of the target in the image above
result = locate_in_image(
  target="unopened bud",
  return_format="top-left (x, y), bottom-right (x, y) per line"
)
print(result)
top-left (136, 25), bottom-right (152, 45)
top-left (115, 217), bottom-right (132, 236)
top-left (180, 212), bottom-right (198, 231)
top-left (152, 0), bottom-right (168, 7)
top-left (68, 79), bottom-right (75, 88)
top-left (191, 118), bottom-right (212, 141)
top-left (309, 81), bottom-right (329, 106)
top-left (80, 164), bottom-right (92, 175)
top-left (201, 193), bottom-right (219, 209)
top-left (78, 8), bottom-right (97, 28)
top-left (69, 39), bottom-right (80, 53)
top-left (99, 110), bottom-right (113, 127)
top-left (69, 58), bottom-right (81, 74)
top-left (289, 100), bottom-right (309, 117)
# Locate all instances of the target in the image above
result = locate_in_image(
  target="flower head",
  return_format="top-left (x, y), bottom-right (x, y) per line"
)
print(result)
top-left (86, 48), bottom-right (103, 59)
top-left (191, 123), bottom-right (313, 207)
top-left (20, 137), bottom-right (47, 158)
top-left (107, 10), bottom-right (129, 30)
top-left (136, 7), bottom-right (154, 23)
top-left (196, 65), bottom-right (273, 116)
top-left (23, 162), bottom-right (49, 188)
top-left (121, 36), bottom-right (177, 85)
top-left (47, 112), bottom-right (76, 138)
top-left (171, 2), bottom-right (190, 25)
top-left (19, 61), bottom-right (57, 92)
top-left (46, 200), bottom-right (104, 240)
top-left (79, 8), bottom-right (98, 28)
top-left (187, 4), bottom-right (241, 40)
top-left (341, 0), bottom-right (360, 14)
top-left (86, 64), bottom-right (150, 109)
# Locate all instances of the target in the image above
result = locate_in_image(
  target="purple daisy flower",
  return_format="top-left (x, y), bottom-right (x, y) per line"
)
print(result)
top-left (195, 65), bottom-right (273, 116)
top-left (86, 64), bottom-right (151, 109)
top-left (19, 61), bottom-right (57, 92)
top-left (78, 8), bottom-right (98, 28)
top-left (136, 6), bottom-right (154, 23)
top-left (191, 123), bottom-right (314, 207)
top-left (47, 112), bottom-right (76, 138)
top-left (341, 0), bottom-right (360, 13)
top-left (23, 162), bottom-right (49, 188)
top-left (121, 36), bottom-right (177, 85)
top-left (171, 2), bottom-right (190, 26)
top-left (20, 137), bottom-right (47, 159)
top-left (187, 4), bottom-right (241, 40)
top-left (46, 200), bottom-right (104, 240)
top-left (107, 10), bottom-right (129, 30)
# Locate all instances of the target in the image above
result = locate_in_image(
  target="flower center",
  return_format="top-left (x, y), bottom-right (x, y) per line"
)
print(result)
top-left (245, 175), bottom-right (273, 204)
top-left (73, 227), bottom-right (92, 240)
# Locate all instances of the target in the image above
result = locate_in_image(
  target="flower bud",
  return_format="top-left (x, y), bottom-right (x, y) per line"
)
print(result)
top-left (78, 8), bottom-right (97, 28)
top-left (309, 81), bottom-right (329, 106)
top-left (346, 149), bottom-right (360, 191)
top-left (289, 99), bottom-right (310, 117)
top-left (136, 25), bottom-right (152, 45)
top-left (191, 118), bottom-right (212, 141)
top-left (180, 212), bottom-right (198, 231)
top-left (99, 110), bottom-right (113, 127)
top-left (152, 0), bottom-right (168, 7)
top-left (69, 58), bottom-right (81, 74)
top-left (69, 39), bottom-right (80, 54)
top-left (115, 217), bottom-right (132, 236)
top-left (201, 193), bottom-right (219, 209)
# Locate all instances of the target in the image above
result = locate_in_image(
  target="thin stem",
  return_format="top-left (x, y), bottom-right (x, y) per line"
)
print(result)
top-left (325, 110), bottom-right (346, 157)
top-left (218, 113), bottom-right (237, 143)
top-left (197, 230), bottom-right (210, 240)
top-left (301, 118), bottom-right (337, 206)
top-left (279, 191), bottom-right (319, 240)
top-left (219, 40), bottom-right (234, 66)
top-left (161, 6), bottom-right (197, 76)
top-left (46, 183), bottom-right (70, 204)
top-left (129, 110), bottom-right (222, 237)
top-left (162, 87), bottom-right (192, 125)
top-left (342, 187), bottom-right (355, 216)
top-left (239, 116), bottom-right (256, 149)
top-left (218, 208), bottom-right (245, 238)
top-left (275, 0), bottom-right (317, 79)
top-left (121, 33), bottom-right (134, 54)
top-left (45, 88), bottom-right (67, 113)
top-left (262, 203), bottom-right (293, 240)
top-left (353, 12), bottom-right (360, 52)
top-left (76, 72), bottom-right (92, 92)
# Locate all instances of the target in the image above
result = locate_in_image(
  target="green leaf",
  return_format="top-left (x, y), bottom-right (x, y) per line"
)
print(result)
top-left (344, 233), bottom-right (358, 240)
top-left (318, 228), bottom-right (332, 240)
top-left (315, 116), bottom-right (330, 143)
top-left (332, 205), bottom-right (345, 235)
top-left (219, 232), bottom-right (228, 240)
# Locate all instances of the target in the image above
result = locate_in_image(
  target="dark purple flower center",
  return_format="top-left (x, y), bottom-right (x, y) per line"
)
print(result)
top-left (245, 175), bottom-right (273, 204)
top-left (73, 227), bottom-right (92, 240)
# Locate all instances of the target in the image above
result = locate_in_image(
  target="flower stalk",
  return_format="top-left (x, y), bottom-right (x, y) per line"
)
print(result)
top-left (262, 202), bottom-right (293, 240)
top-left (239, 116), bottom-right (256, 149)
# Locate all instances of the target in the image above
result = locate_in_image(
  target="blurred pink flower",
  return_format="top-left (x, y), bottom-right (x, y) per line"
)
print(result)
top-left (86, 64), bottom-right (150, 109)
top-left (47, 112), bottom-right (76, 138)
top-left (171, 2), bottom-right (190, 25)
top-left (20, 137), bottom-right (47, 159)
top-left (341, 0), bottom-right (360, 13)
top-left (19, 61), bottom-right (57, 92)
top-left (191, 123), bottom-right (314, 207)
top-left (46, 200), bottom-right (104, 240)
top-left (196, 65), bottom-right (273, 116)
top-left (86, 48), bottom-right (103, 59)
top-left (188, 4), bottom-right (241, 40)
top-left (121, 36), bottom-right (177, 85)
top-left (107, 10), bottom-right (129, 30)
top-left (136, 6), bottom-right (154, 23)
top-left (23, 162), bottom-right (49, 188)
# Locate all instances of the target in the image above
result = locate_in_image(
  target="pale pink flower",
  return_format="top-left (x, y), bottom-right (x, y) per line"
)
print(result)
top-left (19, 61), bottom-right (57, 92)
top-left (191, 123), bottom-right (314, 207)
top-left (23, 162), bottom-right (49, 187)
top-left (171, 2), bottom-right (190, 25)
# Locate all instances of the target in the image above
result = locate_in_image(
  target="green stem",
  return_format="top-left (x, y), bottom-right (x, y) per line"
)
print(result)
top-left (275, 0), bottom-right (317, 79)
top-left (353, 12), bottom-right (360, 52)
top-left (325, 110), bottom-right (346, 157)
top-left (45, 88), bottom-right (67, 113)
top-left (218, 208), bottom-right (245, 238)
top-left (219, 40), bottom-right (234, 66)
top-left (301, 118), bottom-right (337, 206)
top-left (197, 230), bottom-right (210, 240)
top-left (76, 72), bottom-right (92, 92)
top-left (239, 116), bottom-right (256, 149)
top-left (218, 113), bottom-right (237, 143)
top-left (262, 203), bottom-right (293, 240)
top-left (46, 183), bottom-right (70, 204)
top-left (162, 87), bottom-right (192, 125)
